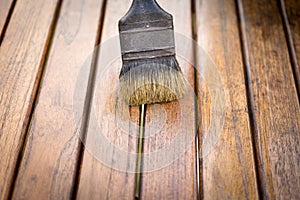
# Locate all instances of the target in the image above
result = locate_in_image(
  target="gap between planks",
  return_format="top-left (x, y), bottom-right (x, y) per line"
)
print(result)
top-left (0, 0), bottom-right (18, 44)
top-left (236, 0), bottom-right (300, 199)
top-left (10, 0), bottom-right (109, 199)
top-left (74, 0), bottom-right (139, 199)
top-left (235, 0), bottom-right (267, 198)
top-left (7, 0), bottom-right (64, 198)
top-left (71, 0), bottom-right (108, 198)
top-left (191, 0), bottom-right (202, 199)
top-left (277, 0), bottom-right (300, 99)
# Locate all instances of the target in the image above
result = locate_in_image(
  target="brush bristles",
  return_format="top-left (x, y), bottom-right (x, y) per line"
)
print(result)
top-left (119, 57), bottom-right (187, 105)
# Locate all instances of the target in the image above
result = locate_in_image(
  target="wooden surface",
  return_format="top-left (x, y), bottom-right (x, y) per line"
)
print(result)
top-left (76, 0), bottom-right (139, 199)
top-left (196, 0), bottom-right (258, 199)
top-left (0, 0), bottom-right (61, 199)
top-left (283, 0), bottom-right (300, 94)
top-left (238, 0), bottom-right (300, 198)
top-left (11, 0), bottom-right (104, 199)
top-left (140, 0), bottom-right (197, 199)
top-left (0, 0), bottom-right (299, 199)
top-left (0, 0), bottom-right (15, 42)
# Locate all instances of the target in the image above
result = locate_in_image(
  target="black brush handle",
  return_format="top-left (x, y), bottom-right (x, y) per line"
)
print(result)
top-left (119, 0), bottom-right (172, 27)
top-left (130, 0), bottom-right (161, 14)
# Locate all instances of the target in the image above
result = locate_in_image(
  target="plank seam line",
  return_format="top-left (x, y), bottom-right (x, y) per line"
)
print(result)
top-left (6, 0), bottom-right (64, 198)
top-left (134, 104), bottom-right (146, 200)
top-left (235, 0), bottom-right (269, 199)
top-left (0, 0), bottom-right (18, 45)
top-left (277, 0), bottom-right (300, 101)
top-left (191, 0), bottom-right (202, 199)
top-left (71, 0), bottom-right (108, 198)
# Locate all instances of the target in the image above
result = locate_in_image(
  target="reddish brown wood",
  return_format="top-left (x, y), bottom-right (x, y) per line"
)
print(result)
top-left (0, 0), bottom-right (61, 199)
top-left (195, 0), bottom-right (259, 199)
top-left (10, 0), bottom-right (105, 199)
top-left (76, 0), bottom-right (139, 199)
top-left (0, 0), bottom-right (14, 40)
top-left (282, 0), bottom-right (300, 95)
top-left (238, 0), bottom-right (300, 198)
top-left (140, 0), bottom-right (197, 199)
top-left (1, 0), bottom-right (298, 198)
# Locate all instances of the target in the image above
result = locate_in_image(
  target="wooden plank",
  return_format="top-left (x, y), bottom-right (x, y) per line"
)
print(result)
top-left (140, 0), bottom-right (197, 199)
top-left (76, 0), bottom-right (139, 199)
top-left (282, 0), bottom-right (300, 94)
top-left (0, 0), bottom-right (61, 199)
top-left (0, 0), bottom-right (15, 41)
top-left (238, 0), bottom-right (300, 198)
top-left (10, 0), bottom-right (104, 199)
top-left (195, 0), bottom-right (259, 199)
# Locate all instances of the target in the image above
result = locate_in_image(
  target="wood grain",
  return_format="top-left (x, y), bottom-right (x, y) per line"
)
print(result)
top-left (0, 0), bottom-right (15, 41)
top-left (10, 0), bottom-right (105, 199)
top-left (0, 0), bottom-right (61, 199)
top-left (283, 0), bottom-right (300, 95)
top-left (140, 0), bottom-right (197, 199)
top-left (76, 0), bottom-right (139, 199)
top-left (238, 0), bottom-right (300, 198)
top-left (195, 0), bottom-right (259, 199)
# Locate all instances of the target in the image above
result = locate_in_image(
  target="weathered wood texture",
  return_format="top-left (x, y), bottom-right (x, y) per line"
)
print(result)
top-left (238, 0), bottom-right (300, 198)
top-left (196, 0), bottom-right (259, 199)
top-left (0, 0), bottom-right (14, 41)
top-left (10, 0), bottom-right (104, 199)
top-left (0, 0), bottom-right (299, 199)
top-left (140, 0), bottom-right (197, 199)
top-left (76, 0), bottom-right (139, 199)
top-left (283, 0), bottom-right (300, 94)
top-left (0, 0), bottom-right (61, 199)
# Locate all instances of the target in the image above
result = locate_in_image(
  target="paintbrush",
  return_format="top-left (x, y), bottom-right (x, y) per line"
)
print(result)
top-left (119, 0), bottom-right (186, 105)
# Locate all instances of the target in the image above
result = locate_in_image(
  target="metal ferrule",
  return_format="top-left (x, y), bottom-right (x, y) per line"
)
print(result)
top-left (119, 26), bottom-right (176, 61)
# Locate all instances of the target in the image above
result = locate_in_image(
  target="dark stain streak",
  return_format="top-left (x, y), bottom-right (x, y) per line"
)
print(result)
top-left (59, 0), bottom-right (85, 44)
top-left (235, 0), bottom-right (270, 198)
top-left (12, 117), bottom-right (36, 195)
top-left (50, 126), bottom-right (79, 199)
top-left (0, 0), bottom-right (18, 45)
top-left (1, 62), bottom-right (23, 130)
